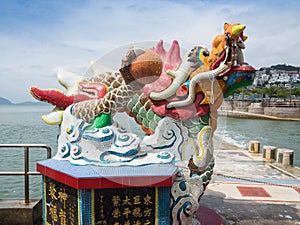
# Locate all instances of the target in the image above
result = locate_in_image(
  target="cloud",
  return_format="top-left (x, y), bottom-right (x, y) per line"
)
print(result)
top-left (0, 0), bottom-right (300, 102)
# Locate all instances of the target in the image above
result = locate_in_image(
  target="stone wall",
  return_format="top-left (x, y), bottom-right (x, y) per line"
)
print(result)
top-left (220, 100), bottom-right (234, 110)
top-left (234, 100), bottom-right (251, 112)
top-left (221, 100), bottom-right (300, 119)
top-left (264, 107), bottom-right (300, 118)
top-left (248, 103), bottom-right (264, 114)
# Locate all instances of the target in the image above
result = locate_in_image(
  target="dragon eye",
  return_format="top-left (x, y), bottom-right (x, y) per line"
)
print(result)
top-left (246, 74), bottom-right (253, 79)
top-left (203, 50), bottom-right (210, 57)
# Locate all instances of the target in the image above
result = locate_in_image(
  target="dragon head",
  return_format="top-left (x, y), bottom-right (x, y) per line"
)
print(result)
top-left (146, 23), bottom-right (256, 123)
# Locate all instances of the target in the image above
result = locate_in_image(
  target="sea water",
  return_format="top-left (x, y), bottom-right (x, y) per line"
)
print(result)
top-left (215, 115), bottom-right (300, 161)
top-left (0, 105), bottom-right (299, 199)
top-left (0, 105), bottom-right (58, 199)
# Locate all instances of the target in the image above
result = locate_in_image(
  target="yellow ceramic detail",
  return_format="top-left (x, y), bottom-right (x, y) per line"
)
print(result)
top-left (195, 126), bottom-right (212, 160)
top-left (232, 24), bottom-right (246, 35)
top-left (155, 187), bottom-right (159, 225)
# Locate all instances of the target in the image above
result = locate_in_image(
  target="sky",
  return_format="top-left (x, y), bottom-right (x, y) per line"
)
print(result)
top-left (1, 0), bottom-right (300, 103)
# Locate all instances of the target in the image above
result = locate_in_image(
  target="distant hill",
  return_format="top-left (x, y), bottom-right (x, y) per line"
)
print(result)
top-left (270, 64), bottom-right (300, 71)
top-left (15, 101), bottom-right (48, 106)
top-left (259, 64), bottom-right (300, 71)
top-left (0, 97), bottom-right (48, 105)
top-left (0, 97), bottom-right (13, 105)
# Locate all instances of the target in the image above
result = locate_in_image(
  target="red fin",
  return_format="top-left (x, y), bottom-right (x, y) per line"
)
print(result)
top-left (30, 87), bottom-right (74, 109)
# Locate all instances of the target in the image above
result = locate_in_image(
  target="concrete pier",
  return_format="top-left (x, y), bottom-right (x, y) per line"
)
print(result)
top-left (248, 140), bottom-right (260, 153)
top-left (0, 199), bottom-right (42, 225)
top-left (262, 145), bottom-right (277, 161)
top-left (200, 140), bottom-right (300, 225)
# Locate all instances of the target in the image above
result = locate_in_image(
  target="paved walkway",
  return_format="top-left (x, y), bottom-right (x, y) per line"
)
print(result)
top-left (200, 148), bottom-right (300, 225)
top-left (209, 180), bottom-right (300, 203)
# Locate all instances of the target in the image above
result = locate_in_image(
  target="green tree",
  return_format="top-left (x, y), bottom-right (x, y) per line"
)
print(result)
top-left (231, 86), bottom-right (295, 99)
top-left (233, 87), bottom-right (252, 95)
top-left (291, 87), bottom-right (300, 96)
top-left (264, 86), bottom-right (289, 99)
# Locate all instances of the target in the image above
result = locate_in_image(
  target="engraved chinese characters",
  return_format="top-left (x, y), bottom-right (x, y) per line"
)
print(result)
top-left (45, 177), bottom-right (78, 225)
top-left (95, 187), bottom-right (156, 225)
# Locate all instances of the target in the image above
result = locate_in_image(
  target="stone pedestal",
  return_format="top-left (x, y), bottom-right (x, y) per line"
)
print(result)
top-left (262, 146), bottom-right (276, 161)
top-left (277, 149), bottom-right (294, 166)
top-left (37, 159), bottom-right (177, 225)
top-left (248, 140), bottom-right (260, 153)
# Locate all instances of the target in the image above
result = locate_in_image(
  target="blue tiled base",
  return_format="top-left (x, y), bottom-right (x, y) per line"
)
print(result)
top-left (40, 161), bottom-right (177, 225)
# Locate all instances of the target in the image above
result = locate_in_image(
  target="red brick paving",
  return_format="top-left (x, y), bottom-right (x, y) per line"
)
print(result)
top-left (294, 187), bottom-right (300, 194)
top-left (237, 186), bottom-right (271, 197)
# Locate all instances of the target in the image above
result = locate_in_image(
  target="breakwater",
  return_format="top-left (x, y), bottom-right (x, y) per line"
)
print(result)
top-left (219, 100), bottom-right (300, 120)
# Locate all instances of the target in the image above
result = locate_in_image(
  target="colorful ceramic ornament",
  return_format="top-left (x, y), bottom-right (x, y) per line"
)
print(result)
top-left (31, 22), bottom-right (256, 225)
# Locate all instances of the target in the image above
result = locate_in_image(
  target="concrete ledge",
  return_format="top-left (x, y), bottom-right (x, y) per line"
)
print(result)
top-left (220, 100), bottom-right (300, 119)
top-left (218, 110), bottom-right (300, 121)
top-left (0, 199), bottom-right (42, 225)
top-left (264, 107), bottom-right (300, 118)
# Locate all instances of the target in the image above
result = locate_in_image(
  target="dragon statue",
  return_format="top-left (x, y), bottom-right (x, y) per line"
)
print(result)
top-left (31, 22), bottom-right (255, 224)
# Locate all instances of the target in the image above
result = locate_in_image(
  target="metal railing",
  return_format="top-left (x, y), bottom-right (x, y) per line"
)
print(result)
top-left (0, 144), bottom-right (51, 204)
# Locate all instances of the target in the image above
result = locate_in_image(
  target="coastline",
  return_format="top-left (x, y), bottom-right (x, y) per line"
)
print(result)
top-left (214, 135), bottom-right (244, 151)
top-left (218, 109), bottom-right (300, 121)
top-left (219, 99), bottom-right (300, 121)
